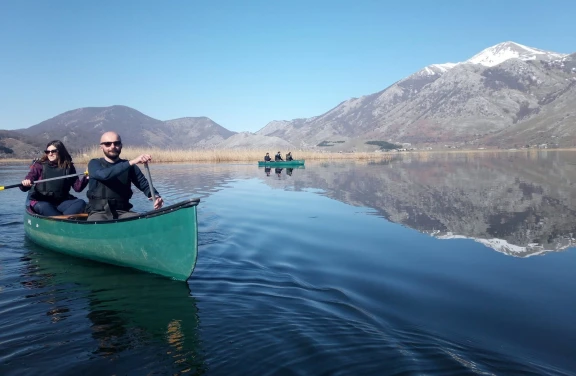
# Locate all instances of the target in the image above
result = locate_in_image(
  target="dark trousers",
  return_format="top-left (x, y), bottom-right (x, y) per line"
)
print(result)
top-left (32, 199), bottom-right (87, 216)
top-left (87, 202), bottom-right (139, 221)
top-left (87, 210), bottom-right (139, 221)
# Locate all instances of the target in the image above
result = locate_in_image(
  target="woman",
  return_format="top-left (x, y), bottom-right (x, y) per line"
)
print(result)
top-left (20, 140), bottom-right (89, 216)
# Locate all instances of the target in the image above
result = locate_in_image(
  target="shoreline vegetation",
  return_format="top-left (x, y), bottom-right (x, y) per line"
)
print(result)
top-left (2, 147), bottom-right (576, 164)
top-left (73, 147), bottom-right (396, 163)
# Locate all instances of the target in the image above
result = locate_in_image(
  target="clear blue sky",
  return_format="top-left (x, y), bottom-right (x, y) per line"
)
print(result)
top-left (1, 0), bottom-right (575, 132)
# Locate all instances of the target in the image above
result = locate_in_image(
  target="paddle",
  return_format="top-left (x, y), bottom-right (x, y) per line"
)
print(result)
top-left (143, 162), bottom-right (156, 208)
top-left (0, 171), bottom-right (88, 191)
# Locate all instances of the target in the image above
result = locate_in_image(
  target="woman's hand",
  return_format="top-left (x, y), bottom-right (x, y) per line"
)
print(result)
top-left (21, 179), bottom-right (32, 187)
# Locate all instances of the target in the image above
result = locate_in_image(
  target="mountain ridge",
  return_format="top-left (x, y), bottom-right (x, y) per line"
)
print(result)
top-left (258, 41), bottom-right (575, 150)
top-left (2, 41), bottom-right (575, 157)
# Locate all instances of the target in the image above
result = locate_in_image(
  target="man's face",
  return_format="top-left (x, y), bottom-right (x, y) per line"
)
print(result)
top-left (100, 135), bottom-right (123, 160)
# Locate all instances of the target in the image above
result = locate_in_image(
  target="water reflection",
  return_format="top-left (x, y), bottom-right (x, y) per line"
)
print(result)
top-left (19, 244), bottom-right (206, 374)
top-left (148, 155), bottom-right (576, 257)
top-left (259, 165), bottom-right (304, 179)
top-left (258, 152), bottom-right (576, 257)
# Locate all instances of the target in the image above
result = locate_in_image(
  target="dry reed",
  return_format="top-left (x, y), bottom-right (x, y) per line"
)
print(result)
top-left (4, 147), bottom-right (571, 164)
top-left (73, 147), bottom-right (396, 163)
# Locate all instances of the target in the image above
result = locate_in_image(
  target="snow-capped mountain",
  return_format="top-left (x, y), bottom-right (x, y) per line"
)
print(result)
top-left (416, 62), bottom-right (459, 77)
top-left (410, 41), bottom-right (565, 77)
top-left (466, 41), bottom-right (567, 67)
top-left (257, 41), bottom-right (575, 149)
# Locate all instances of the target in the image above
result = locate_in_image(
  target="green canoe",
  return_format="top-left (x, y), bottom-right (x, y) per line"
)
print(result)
top-left (24, 198), bottom-right (200, 281)
top-left (257, 159), bottom-right (305, 166)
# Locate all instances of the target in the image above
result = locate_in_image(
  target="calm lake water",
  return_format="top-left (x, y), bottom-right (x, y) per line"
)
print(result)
top-left (1, 151), bottom-right (576, 375)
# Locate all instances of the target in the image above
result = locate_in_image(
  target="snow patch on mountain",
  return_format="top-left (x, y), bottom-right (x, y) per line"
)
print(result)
top-left (466, 41), bottom-right (566, 67)
top-left (430, 63), bottom-right (458, 72)
top-left (416, 62), bottom-right (459, 77)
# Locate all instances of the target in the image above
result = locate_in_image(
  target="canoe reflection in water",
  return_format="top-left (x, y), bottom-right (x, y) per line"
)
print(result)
top-left (260, 165), bottom-right (304, 178)
top-left (20, 244), bottom-right (207, 374)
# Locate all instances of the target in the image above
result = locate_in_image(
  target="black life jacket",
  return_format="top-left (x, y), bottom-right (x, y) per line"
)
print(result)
top-left (286, 155), bottom-right (293, 161)
top-left (30, 162), bottom-right (71, 203)
top-left (264, 155), bottom-right (271, 161)
top-left (87, 158), bottom-right (133, 211)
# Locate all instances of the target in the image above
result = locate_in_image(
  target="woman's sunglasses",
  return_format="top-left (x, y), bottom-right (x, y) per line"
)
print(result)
top-left (44, 149), bottom-right (58, 154)
top-left (100, 141), bottom-right (122, 147)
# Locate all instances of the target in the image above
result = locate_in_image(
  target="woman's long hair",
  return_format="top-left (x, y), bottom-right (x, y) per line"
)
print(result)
top-left (38, 140), bottom-right (73, 169)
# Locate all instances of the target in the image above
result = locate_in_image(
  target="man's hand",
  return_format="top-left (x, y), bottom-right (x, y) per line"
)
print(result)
top-left (152, 196), bottom-right (164, 210)
top-left (21, 179), bottom-right (32, 187)
top-left (129, 154), bottom-right (152, 165)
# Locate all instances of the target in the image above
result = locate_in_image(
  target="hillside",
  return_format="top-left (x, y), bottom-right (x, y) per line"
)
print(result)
top-left (257, 42), bottom-right (576, 150)
top-left (3, 42), bottom-right (576, 156)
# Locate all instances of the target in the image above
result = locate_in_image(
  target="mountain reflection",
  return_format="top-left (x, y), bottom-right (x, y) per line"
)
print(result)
top-left (135, 154), bottom-right (576, 257)
top-left (275, 151), bottom-right (576, 257)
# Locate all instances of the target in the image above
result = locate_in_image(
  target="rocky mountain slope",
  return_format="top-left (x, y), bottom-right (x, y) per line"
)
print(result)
top-left (1, 105), bottom-right (296, 158)
top-left (0, 130), bottom-right (44, 158)
top-left (3, 41), bottom-right (575, 157)
top-left (163, 117), bottom-right (235, 148)
top-left (15, 106), bottom-right (237, 153)
top-left (17, 106), bottom-right (169, 151)
top-left (257, 42), bottom-right (576, 150)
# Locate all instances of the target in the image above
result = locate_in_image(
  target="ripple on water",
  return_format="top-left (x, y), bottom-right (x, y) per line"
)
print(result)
top-left (2, 161), bottom-right (576, 374)
top-left (1, 248), bottom-right (207, 375)
top-left (189, 255), bottom-right (570, 375)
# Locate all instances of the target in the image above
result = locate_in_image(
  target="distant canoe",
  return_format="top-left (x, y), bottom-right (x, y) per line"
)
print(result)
top-left (258, 160), bottom-right (305, 166)
top-left (24, 198), bottom-right (200, 281)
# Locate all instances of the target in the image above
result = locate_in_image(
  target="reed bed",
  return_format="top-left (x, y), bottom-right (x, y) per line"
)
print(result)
top-left (73, 147), bottom-right (396, 163)
top-left (4, 147), bottom-right (570, 164)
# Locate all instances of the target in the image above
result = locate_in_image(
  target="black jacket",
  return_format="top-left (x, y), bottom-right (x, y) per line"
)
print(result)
top-left (86, 158), bottom-right (159, 212)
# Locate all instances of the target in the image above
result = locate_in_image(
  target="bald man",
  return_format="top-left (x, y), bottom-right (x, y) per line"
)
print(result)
top-left (86, 131), bottom-right (163, 220)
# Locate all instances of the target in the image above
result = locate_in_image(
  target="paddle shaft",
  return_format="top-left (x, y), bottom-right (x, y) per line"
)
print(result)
top-left (0, 172), bottom-right (87, 191)
top-left (143, 162), bottom-right (156, 206)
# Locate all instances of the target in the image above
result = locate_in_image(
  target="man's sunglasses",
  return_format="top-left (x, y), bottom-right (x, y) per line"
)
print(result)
top-left (100, 141), bottom-right (122, 147)
top-left (44, 149), bottom-right (58, 154)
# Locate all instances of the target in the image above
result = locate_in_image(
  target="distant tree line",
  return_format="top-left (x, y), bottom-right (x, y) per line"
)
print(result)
top-left (0, 146), bottom-right (14, 154)
top-left (317, 140), bottom-right (345, 147)
top-left (365, 141), bottom-right (402, 150)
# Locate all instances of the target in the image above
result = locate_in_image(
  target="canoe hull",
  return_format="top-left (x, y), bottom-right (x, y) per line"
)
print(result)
top-left (257, 160), bottom-right (305, 166)
top-left (24, 199), bottom-right (200, 281)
